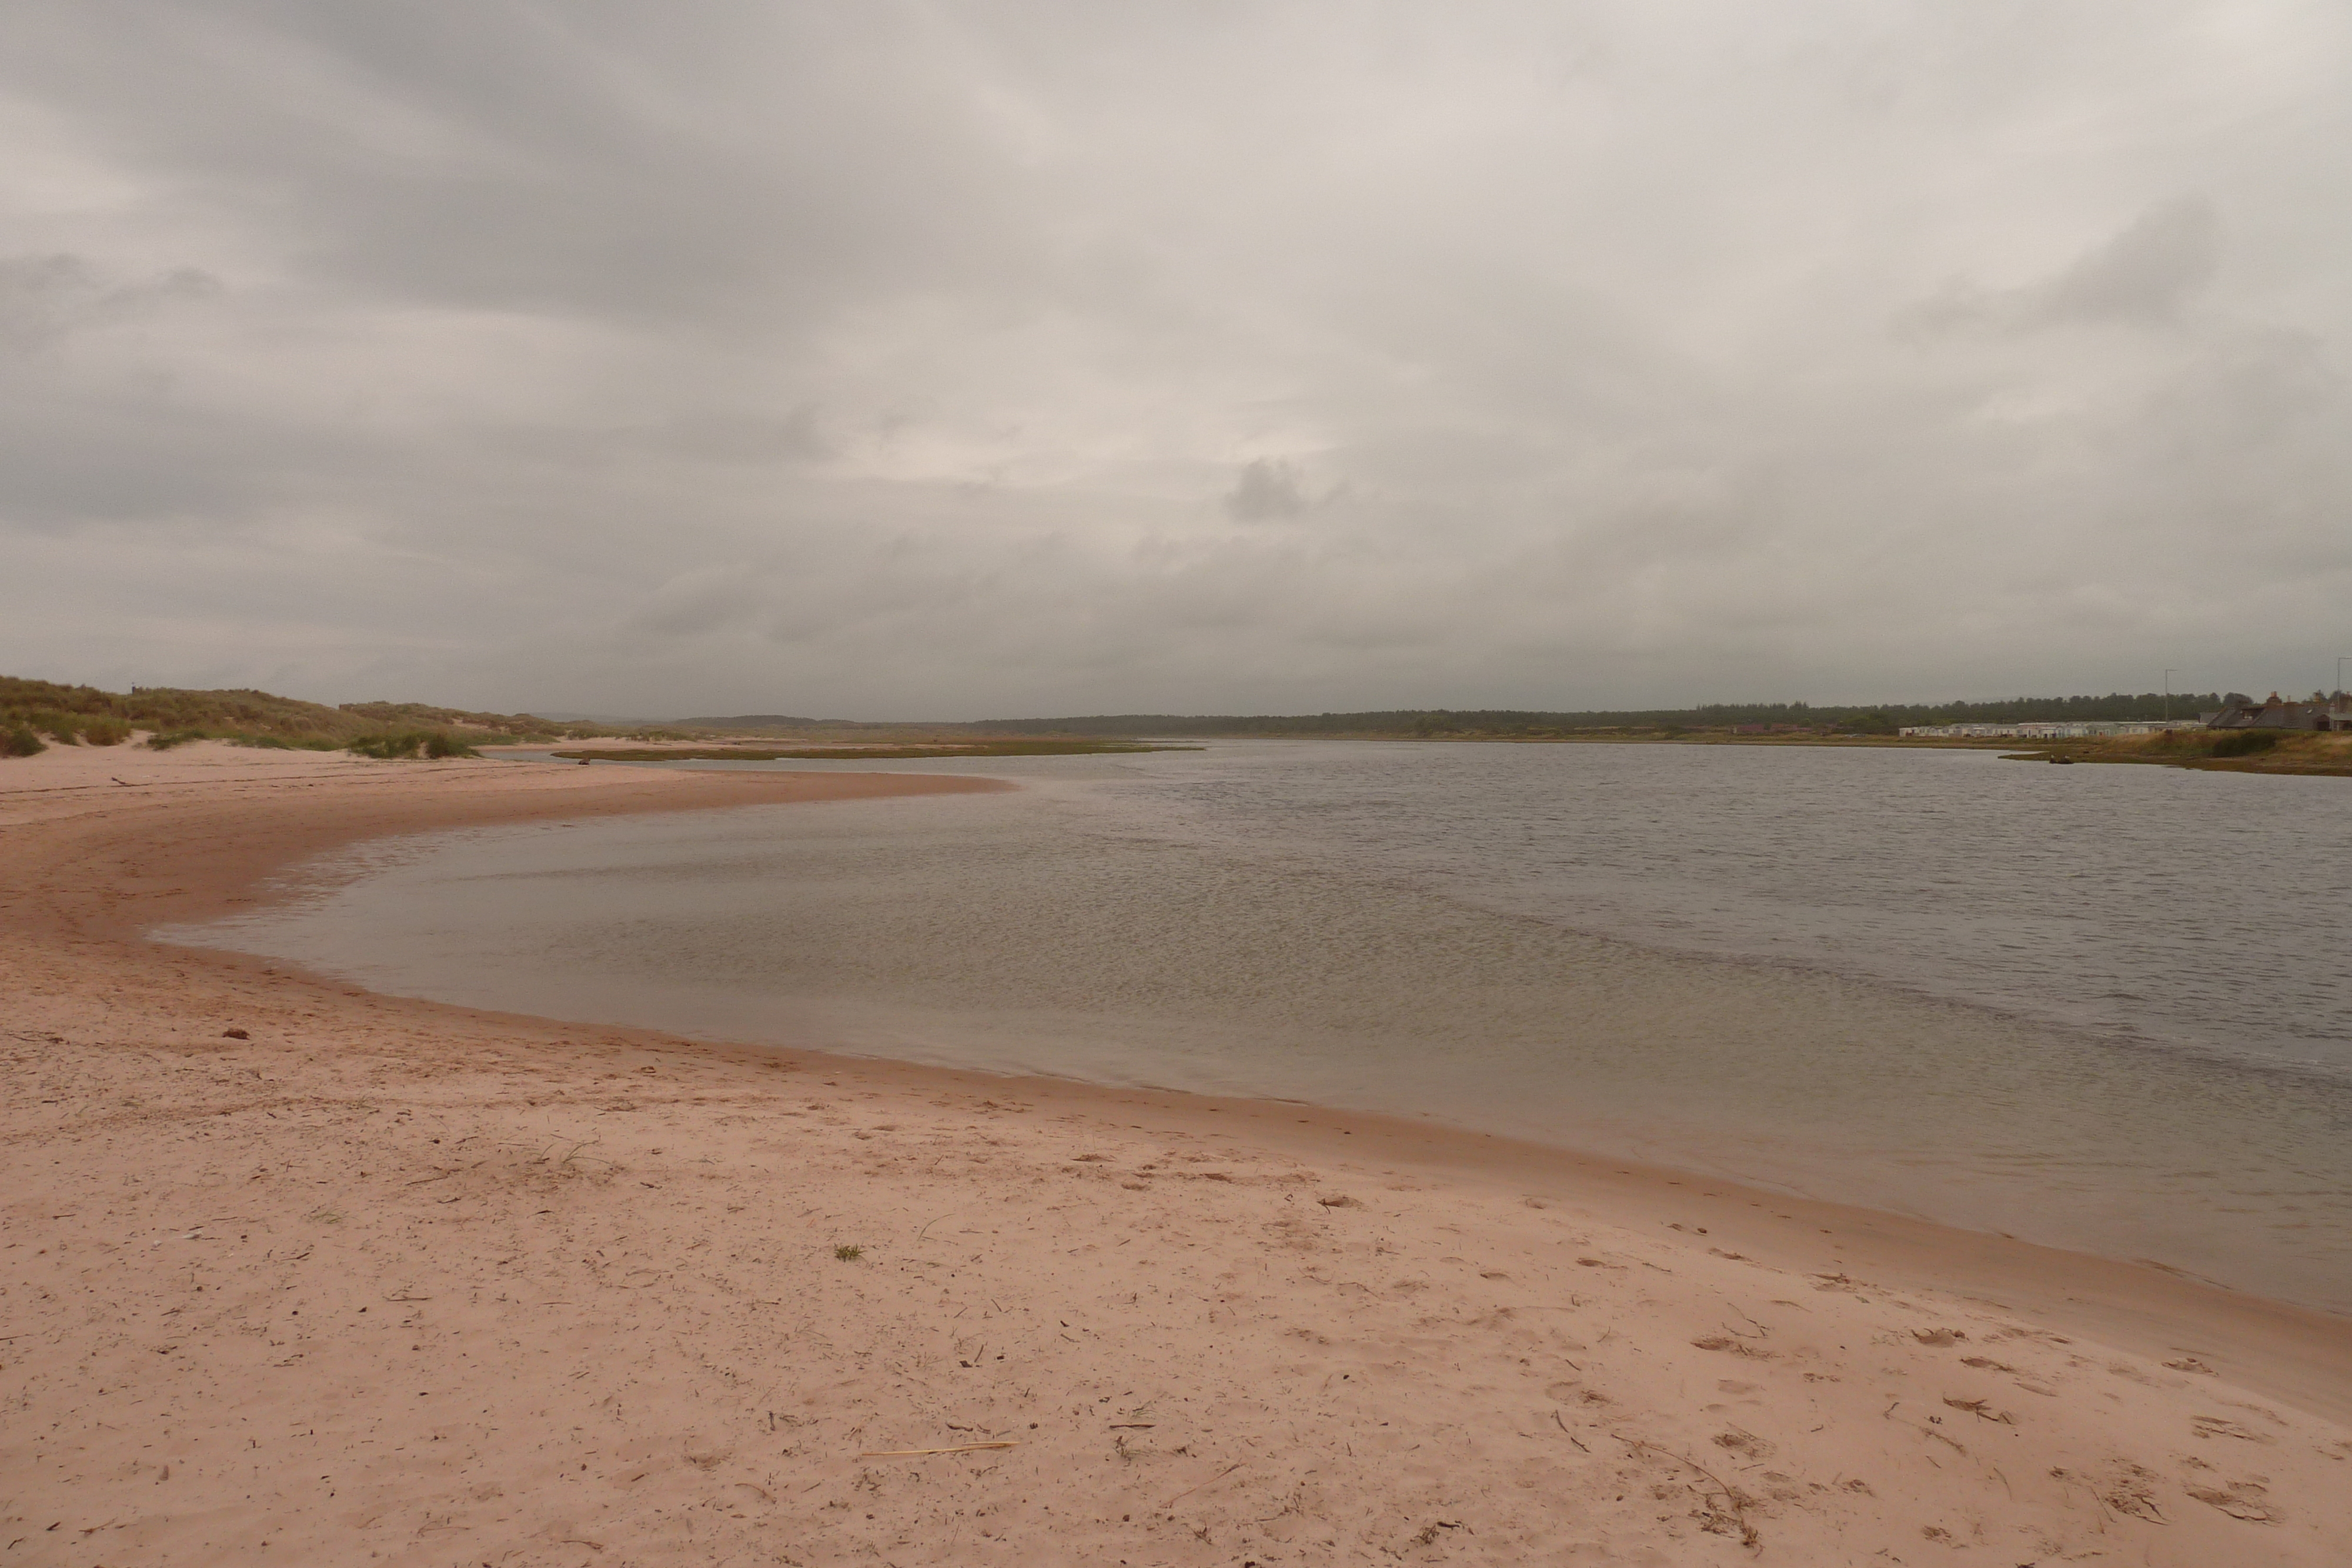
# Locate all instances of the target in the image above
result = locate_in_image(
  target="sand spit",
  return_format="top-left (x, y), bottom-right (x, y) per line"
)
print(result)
top-left (4, 741), bottom-right (2348, 1566)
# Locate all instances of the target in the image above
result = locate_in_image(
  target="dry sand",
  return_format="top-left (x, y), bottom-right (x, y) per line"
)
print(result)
top-left (5, 740), bottom-right (2348, 1566)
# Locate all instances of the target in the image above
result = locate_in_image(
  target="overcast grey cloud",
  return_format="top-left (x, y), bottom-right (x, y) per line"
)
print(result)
top-left (3, 1), bottom-right (2348, 716)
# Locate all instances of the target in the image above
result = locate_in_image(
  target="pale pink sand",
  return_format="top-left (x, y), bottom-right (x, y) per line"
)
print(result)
top-left (4, 740), bottom-right (2348, 1565)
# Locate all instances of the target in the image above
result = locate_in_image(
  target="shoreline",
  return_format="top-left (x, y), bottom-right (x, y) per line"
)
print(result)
top-left (1074, 730), bottom-right (2352, 778)
top-left (502, 727), bottom-right (2352, 782)
top-left (7, 740), bottom-right (2350, 1563)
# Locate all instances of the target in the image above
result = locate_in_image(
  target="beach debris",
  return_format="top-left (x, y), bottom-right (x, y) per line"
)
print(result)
top-left (530, 1135), bottom-right (610, 1172)
top-left (1942, 1397), bottom-right (2014, 1425)
top-left (2190, 1415), bottom-right (2273, 1444)
top-left (1712, 1427), bottom-right (1772, 1457)
top-left (221, 1028), bottom-right (249, 1039)
top-left (1614, 1435), bottom-right (1760, 1550)
top-left (2163, 1356), bottom-right (2216, 1375)
top-left (1911, 1328), bottom-right (1966, 1345)
top-left (857, 1442), bottom-right (1019, 1457)
top-left (1164, 1462), bottom-right (1247, 1506)
top-left (2094, 1465), bottom-right (2167, 1523)
top-left (2186, 1483), bottom-right (2278, 1523)
top-left (1316, 1193), bottom-right (1358, 1208)
top-left (833, 1244), bottom-right (863, 1261)
top-left (1690, 1335), bottom-right (1772, 1359)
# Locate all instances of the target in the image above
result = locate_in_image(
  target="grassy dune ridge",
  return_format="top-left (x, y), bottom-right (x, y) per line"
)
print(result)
top-left (1, 676), bottom-right (637, 757)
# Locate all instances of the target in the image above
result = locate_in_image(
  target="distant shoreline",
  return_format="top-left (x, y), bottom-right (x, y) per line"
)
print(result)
top-left (619, 726), bottom-right (2352, 780)
top-left (1102, 728), bottom-right (2352, 777)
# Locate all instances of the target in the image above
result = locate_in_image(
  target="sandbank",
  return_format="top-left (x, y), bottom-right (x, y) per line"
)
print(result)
top-left (4, 740), bottom-right (2348, 1565)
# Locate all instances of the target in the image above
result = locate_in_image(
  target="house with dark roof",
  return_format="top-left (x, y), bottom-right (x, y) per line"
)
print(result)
top-left (2201, 691), bottom-right (2352, 731)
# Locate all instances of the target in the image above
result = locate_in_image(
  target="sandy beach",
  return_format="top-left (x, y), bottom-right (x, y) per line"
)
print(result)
top-left (5, 743), bottom-right (2349, 1566)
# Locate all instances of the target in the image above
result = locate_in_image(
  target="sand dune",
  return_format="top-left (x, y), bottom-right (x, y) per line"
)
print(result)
top-left (5, 741), bottom-right (2348, 1564)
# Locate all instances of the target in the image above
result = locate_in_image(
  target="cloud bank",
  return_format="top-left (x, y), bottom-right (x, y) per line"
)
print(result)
top-left (4, 2), bottom-right (2348, 716)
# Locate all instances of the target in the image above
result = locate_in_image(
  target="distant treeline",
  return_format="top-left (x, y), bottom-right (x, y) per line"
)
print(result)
top-left (968, 693), bottom-right (2231, 738)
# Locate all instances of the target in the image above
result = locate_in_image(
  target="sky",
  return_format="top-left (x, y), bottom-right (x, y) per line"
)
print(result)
top-left (4, 2), bottom-right (2348, 719)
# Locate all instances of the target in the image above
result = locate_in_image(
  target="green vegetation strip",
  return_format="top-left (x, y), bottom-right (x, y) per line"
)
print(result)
top-left (550, 740), bottom-right (1198, 762)
top-left (1999, 728), bottom-right (2351, 777)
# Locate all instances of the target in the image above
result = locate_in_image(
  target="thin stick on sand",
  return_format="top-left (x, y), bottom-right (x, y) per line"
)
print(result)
top-left (857, 1442), bottom-right (1021, 1457)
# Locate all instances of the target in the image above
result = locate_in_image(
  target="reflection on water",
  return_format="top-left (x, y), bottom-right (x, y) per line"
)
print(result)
top-left (163, 741), bottom-right (2352, 1311)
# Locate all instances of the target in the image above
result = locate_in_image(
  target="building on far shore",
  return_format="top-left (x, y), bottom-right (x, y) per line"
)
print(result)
top-left (1896, 720), bottom-right (2201, 740)
top-left (2199, 692), bottom-right (2352, 732)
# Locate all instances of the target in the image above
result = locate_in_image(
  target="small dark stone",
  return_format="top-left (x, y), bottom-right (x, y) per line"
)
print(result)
top-left (222, 1028), bottom-right (249, 1039)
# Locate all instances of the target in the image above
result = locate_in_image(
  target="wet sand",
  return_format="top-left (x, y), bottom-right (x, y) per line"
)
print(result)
top-left (5, 740), bottom-right (2348, 1565)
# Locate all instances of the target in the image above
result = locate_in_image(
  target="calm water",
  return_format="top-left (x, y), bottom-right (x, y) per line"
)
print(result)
top-left (162, 741), bottom-right (2352, 1310)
